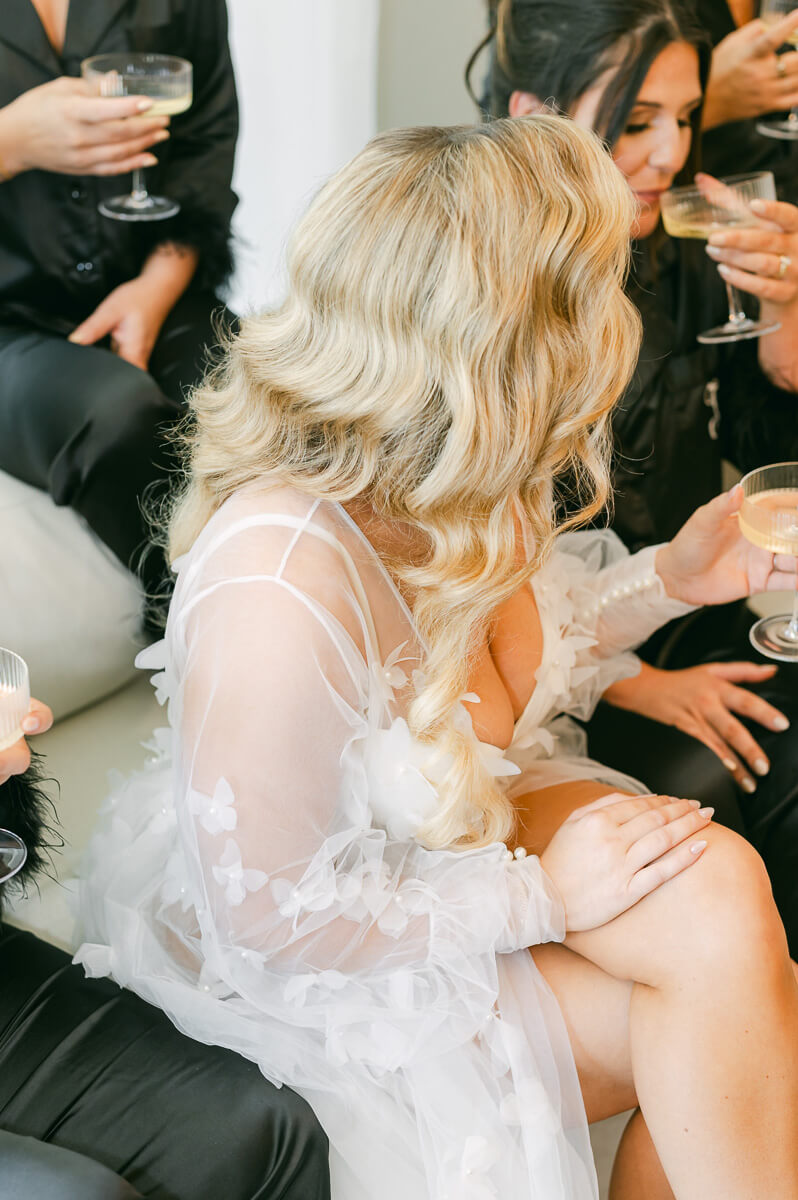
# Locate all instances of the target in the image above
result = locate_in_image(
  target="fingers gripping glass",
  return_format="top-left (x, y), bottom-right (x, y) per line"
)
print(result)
top-left (739, 464), bottom-right (798, 663)
top-left (661, 172), bottom-right (781, 344)
top-left (81, 53), bottom-right (193, 222)
top-left (757, 0), bottom-right (798, 140)
top-left (0, 649), bottom-right (30, 885)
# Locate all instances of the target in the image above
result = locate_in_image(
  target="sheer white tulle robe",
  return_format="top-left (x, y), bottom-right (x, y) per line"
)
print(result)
top-left (76, 486), bottom-right (695, 1200)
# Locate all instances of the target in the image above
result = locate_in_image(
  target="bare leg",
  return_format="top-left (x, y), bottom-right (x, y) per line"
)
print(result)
top-left (610, 1111), bottom-right (674, 1200)
top-left (519, 780), bottom-right (798, 1200)
top-left (531, 941), bottom-right (674, 1199)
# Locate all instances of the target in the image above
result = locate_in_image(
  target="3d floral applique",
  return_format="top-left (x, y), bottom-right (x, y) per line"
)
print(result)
top-left (212, 838), bottom-right (268, 906)
top-left (283, 969), bottom-right (348, 1007)
top-left (73, 942), bottom-right (116, 979)
top-left (135, 639), bottom-right (174, 707)
top-left (381, 642), bottom-right (412, 692)
top-left (188, 777), bottom-right (238, 835)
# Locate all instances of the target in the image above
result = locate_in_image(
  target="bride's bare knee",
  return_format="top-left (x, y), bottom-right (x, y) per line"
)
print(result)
top-left (569, 824), bottom-right (788, 989)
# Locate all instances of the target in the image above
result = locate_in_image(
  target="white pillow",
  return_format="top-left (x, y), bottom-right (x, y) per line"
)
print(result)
top-left (0, 471), bottom-right (144, 719)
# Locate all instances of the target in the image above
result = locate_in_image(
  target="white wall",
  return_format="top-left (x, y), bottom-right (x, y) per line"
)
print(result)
top-left (377, 0), bottom-right (486, 131)
top-left (225, 0), bottom-right (487, 312)
top-left (226, 0), bottom-right (379, 313)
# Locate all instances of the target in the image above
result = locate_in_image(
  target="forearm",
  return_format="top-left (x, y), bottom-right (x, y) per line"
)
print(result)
top-left (602, 660), bottom-right (654, 709)
top-left (757, 302), bottom-right (798, 393)
top-left (0, 103), bottom-right (24, 181)
top-left (137, 243), bottom-right (199, 317)
top-left (593, 546), bottom-right (697, 657)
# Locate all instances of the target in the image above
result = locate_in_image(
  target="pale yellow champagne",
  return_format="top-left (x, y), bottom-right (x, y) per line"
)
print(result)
top-left (661, 210), bottom-right (757, 239)
top-left (738, 488), bottom-right (798, 554)
top-left (144, 92), bottom-right (192, 117)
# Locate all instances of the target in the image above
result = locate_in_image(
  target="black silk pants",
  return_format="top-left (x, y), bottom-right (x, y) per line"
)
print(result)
top-left (0, 292), bottom-right (228, 605)
top-left (587, 601), bottom-right (798, 958)
top-left (0, 925), bottom-right (331, 1200)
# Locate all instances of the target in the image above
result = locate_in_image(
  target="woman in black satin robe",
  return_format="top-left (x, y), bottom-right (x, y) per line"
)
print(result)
top-left (0, 0), bottom-right (239, 607)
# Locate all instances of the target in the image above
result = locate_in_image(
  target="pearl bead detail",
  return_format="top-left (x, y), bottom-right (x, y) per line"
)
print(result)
top-left (598, 573), bottom-right (656, 609)
top-left (513, 846), bottom-right (527, 860)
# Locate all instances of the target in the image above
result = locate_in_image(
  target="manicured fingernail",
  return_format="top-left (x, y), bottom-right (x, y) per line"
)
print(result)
top-left (741, 777), bottom-right (756, 793)
top-left (136, 98), bottom-right (153, 111)
top-left (706, 245), bottom-right (722, 258)
top-left (718, 264), bottom-right (732, 277)
top-left (698, 807), bottom-right (715, 819)
top-left (690, 841), bottom-right (708, 854)
top-left (142, 154), bottom-right (158, 166)
top-left (21, 716), bottom-right (38, 733)
top-left (754, 758), bottom-right (770, 776)
top-left (773, 715), bottom-right (789, 731)
top-left (708, 232), bottom-right (727, 246)
top-left (750, 199), bottom-right (767, 212)
top-left (722, 758), bottom-right (737, 772)
top-left (690, 799), bottom-right (701, 808)
top-left (155, 130), bottom-right (170, 141)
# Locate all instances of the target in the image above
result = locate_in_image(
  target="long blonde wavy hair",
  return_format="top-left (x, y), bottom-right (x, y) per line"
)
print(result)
top-left (170, 115), bottom-right (640, 850)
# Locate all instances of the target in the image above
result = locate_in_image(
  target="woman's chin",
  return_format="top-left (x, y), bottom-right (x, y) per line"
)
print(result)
top-left (631, 201), bottom-right (662, 241)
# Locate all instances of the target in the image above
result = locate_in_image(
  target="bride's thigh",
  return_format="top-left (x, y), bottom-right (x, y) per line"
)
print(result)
top-left (532, 942), bottom-right (636, 1123)
top-left (516, 782), bottom-right (785, 989)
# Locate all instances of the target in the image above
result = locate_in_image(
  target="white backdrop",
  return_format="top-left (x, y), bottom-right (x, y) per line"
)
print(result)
top-left (226, 0), bottom-right (379, 314)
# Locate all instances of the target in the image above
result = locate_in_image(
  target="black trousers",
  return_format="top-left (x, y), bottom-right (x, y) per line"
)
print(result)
top-left (588, 601), bottom-right (798, 957)
top-left (0, 292), bottom-right (228, 604)
top-left (0, 925), bottom-right (331, 1200)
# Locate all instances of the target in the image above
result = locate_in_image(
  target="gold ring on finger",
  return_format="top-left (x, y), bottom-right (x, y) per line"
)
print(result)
top-left (778, 253), bottom-right (792, 278)
top-left (777, 55), bottom-right (787, 78)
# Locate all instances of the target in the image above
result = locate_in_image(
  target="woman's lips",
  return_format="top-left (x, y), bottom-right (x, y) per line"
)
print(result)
top-left (635, 189), bottom-right (665, 207)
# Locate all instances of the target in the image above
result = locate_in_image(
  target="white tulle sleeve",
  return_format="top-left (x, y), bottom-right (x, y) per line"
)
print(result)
top-left (161, 559), bottom-right (565, 1081)
top-left (523, 531), bottom-right (698, 730)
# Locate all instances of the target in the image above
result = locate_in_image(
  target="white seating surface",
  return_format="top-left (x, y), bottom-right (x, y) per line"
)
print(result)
top-left (0, 471), bottom-right (144, 719)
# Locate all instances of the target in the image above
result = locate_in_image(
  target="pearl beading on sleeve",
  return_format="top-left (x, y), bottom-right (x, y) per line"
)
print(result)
top-left (593, 544), bottom-right (698, 656)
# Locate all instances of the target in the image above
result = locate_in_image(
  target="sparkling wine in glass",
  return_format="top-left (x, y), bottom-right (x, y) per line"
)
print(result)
top-left (739, 463), bottom-right (798, 662)
top-left (661, 172), bottom-right (781, 344)
top-left (81, 53), bottom-right (193, 221)
top-left (0, 648), bottom-right (30, 885)
top-left (757, 0), bottom-right (798, 140)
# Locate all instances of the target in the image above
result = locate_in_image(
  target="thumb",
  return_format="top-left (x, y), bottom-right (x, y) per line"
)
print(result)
top-left (69, 301), bottom-right (117, 347)
top-left (697, 485), bottom-right (742, 528)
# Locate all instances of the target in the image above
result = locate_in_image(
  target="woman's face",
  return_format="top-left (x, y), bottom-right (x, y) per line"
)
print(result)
top-left (573, 42), bottom-right (702, 238)
top-left (510, 41), bottom-right (702, 239)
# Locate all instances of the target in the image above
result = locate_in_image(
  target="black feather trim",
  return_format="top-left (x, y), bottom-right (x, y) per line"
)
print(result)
top-left (133, 202), bottom-right (235, 296)
top-left (0, 750), bottom-right (61, 915)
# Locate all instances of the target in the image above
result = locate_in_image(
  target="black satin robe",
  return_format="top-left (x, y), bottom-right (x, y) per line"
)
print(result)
top-left (0, 0), bottom-right (239, 333)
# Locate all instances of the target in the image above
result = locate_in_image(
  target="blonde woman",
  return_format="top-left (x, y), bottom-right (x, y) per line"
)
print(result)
top-left (77, 117), bottom-right (798, 1200)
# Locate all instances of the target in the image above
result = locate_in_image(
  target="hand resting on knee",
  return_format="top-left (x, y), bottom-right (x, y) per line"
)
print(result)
top-left (539, 791), bottom-right (712, 931)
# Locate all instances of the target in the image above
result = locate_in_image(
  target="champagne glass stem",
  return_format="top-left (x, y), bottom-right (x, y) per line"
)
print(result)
top-left (787, 573), bottom-right (798, 643)
top-left (131, 168), bottom-right (149, 204)
top-left (723, 279), bottom-right (747, 327)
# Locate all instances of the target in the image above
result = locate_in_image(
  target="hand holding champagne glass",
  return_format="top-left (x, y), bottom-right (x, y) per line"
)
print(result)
top-left (661, 171), bottom-right (781, 343)
top-left (757, 0), bottom-right (798, 139)
top-left (738, 463), bottom-right (798, 661)
top-left (81, 53), bottom-right (192, 221)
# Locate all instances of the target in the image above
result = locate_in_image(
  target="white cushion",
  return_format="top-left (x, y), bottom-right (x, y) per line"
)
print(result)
top-left (0, 471), bottom-right (144, 719)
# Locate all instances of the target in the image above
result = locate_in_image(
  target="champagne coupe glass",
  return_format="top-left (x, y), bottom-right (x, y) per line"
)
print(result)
top-left (756, 0), bottom-right (798, 140)
top-left (0, 648), bottom-right (30, 885)
top-left (739, 463), bottom-right (798, 662)
top-left (661, 171), bottom-right (781, 344)
top-left (81, 53), bottom-right (193, 221)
